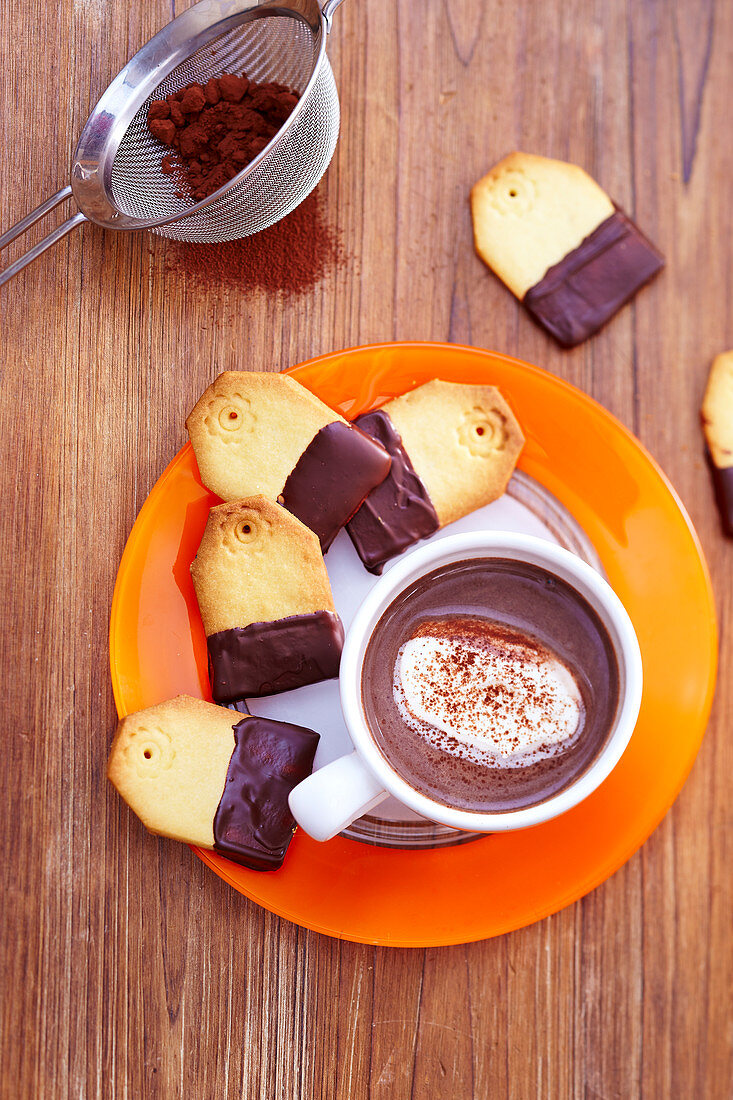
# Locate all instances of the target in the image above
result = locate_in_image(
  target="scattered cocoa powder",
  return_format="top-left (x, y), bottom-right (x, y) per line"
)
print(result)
top-left (162, 186), bottom-right (347, 294)
top-left (147, 73), bottom-right (299, 200)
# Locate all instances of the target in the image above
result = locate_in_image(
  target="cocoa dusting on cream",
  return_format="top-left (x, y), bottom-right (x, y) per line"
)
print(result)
top-left (395, 618), bottom-right (582, 765)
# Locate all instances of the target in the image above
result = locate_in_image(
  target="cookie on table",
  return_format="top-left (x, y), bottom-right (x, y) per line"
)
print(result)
top-left (346, 380), bottom-right (524, 573)
top-left (107, 695), bottom-right (319, 871)
top-left (701, 350), bottom-right (733, 537)
top-left (186, 371), bottom-right (391, 550)
top-left (190, 495), bottom-right (344, 699)
top-left (470, 152), bottom-right (664, 347)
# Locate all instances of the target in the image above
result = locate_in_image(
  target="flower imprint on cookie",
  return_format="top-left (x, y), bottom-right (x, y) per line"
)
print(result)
top-left (203, 390), bottom-right (256, 439)
top-left (124, 726), bottom-right (175, 779)
top-left (458, 406), bottom-right (509, 457)
top-left (218, 506), bottom-right (272, 554)
top-left (484, 168), bottom-right (536, 218)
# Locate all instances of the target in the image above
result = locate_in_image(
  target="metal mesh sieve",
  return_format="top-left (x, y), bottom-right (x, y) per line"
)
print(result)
top-left (0, 0), bottom-right (345, 284)
top-left (110, 13), bottom-right (340, 241)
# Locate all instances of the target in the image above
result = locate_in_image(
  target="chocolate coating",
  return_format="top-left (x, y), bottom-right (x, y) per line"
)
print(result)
top-left (213, 715), bottom-right (319, 871)
top-left (208, 611), bottom-right (344, 701)
top-left (523, 208), bottom-right (664, 347)
top-left (280, 420), bottom-right (392, 551)
top-left (345, 410), bottom-right (440, 573)
top-left (706, 448), bottom-right (733, 537)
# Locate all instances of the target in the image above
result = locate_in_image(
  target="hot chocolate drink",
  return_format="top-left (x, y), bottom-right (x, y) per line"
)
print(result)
top-left (361, 558), bottom-right (620, 812)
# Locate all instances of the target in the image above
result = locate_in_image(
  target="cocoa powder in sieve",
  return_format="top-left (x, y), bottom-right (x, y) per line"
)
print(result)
top-left (147, 72), bottom-right (299, 201)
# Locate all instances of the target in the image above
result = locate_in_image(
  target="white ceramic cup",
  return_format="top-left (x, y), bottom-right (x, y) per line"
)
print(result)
top-left (288, 531), bottom-right (643, 842)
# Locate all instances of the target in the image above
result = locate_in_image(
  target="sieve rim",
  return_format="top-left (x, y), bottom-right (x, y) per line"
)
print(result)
top-left (70, 0), bottom-right (329, 232)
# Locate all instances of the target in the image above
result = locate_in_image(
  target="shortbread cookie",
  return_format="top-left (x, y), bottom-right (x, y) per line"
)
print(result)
top-left (701, 351), bottom-right (733, 536)
top-left (191, 496), bottom-right (344, 699)
top-left (346, 381), bottom-right (524, 572)
top-left (107, 695), bottom-right (319, 871)
top-left (186, 371), bottom-right (391, 550)
top-left (471, 152), bottom-right (664, 347)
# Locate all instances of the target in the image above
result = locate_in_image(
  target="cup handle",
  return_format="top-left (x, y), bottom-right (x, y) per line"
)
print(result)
top-left (288, 751), bottom-right (388, 842)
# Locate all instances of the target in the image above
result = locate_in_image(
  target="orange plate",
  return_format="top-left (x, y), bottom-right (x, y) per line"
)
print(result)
top-left (109, 343), bottom-right (717, 946)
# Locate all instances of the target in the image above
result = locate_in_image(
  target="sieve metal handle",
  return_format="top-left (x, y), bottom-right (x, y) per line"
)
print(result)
top-left (321, 0), bottom-right (346, 32)
top-left (0, 186), bottom-right (87, 288)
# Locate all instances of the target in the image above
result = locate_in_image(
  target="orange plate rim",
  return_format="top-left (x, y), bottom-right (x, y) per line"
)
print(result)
top-left (109, 342), bottom-right (717, 947)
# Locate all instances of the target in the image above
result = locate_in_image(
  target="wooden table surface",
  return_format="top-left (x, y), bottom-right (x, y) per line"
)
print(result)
top-left (1, 0), bottom-right (731, 1096)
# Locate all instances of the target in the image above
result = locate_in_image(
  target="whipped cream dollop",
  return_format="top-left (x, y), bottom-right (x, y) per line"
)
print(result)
top-left (393, 618), bottom-right (583, 767)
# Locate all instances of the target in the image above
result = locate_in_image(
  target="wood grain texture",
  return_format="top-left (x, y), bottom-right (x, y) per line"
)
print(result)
top-left (1, 0), bottom-right (731, 1097)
